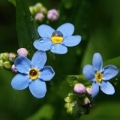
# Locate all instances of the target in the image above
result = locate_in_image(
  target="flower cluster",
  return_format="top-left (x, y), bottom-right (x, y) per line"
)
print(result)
top-left (83, 53), bottom-right (118, 98)
top-left (10, 23), bottom-right (81, 99)
top-left (29, 2), bottom-right (59, 22)
top-left (5, 21), bottom-right (118, 117)
top-left (64, 52), bottom-right (118, 116)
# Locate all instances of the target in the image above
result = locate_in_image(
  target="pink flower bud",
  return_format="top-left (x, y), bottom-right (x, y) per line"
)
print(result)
top-left (8, 53), bottom-right (17, 62)
top-left (11, 64), bottom-right (17, 72)
top-left (17, 48), bottom-right (28, 57)
top-left (86, 86), bottom-right (92, 95)
top-left (74, 83), bottom-right (86, 94)
top-left (35, 12), bottom-right (44, 21)
top-left (47, 9), bottom-right (59, 21)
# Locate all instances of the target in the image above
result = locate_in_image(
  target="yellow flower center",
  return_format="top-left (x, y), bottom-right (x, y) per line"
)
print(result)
top-left (51, 31), bottom-right (64, 44)
top-left (29, 68), bottom-right (40, 80)
top-left (95, 71), bottom-right (103, 83)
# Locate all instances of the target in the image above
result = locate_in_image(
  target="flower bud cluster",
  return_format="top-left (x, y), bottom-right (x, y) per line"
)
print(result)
top-left (0, 52), bottom-right (16, 69)
top-left (64, 93), bottom-right (77, 114)
top-left (0, 48), bottom-right (28, 72)
top-left (64, 83), bottom-right (94, 117)
top-left (29, 2), bottom-right (59, 22)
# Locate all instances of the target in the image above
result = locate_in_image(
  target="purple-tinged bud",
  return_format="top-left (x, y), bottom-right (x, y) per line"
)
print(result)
top-left (74, 83), bottom-right (86, 94)
top-left (47, 9), bottom-right (59, 21)
top-left (8, 53), bottom-right (17, 62)
top-left (17, 48), bottom-right (28, 57)
top-left (11, 64), bottom-right (17, 72)
top-left (35, 12), bottom-right (44, 21)
top-left (84, 97), bottom-right (90, 105)
top-left (86, 86), bottom-right (92, 95)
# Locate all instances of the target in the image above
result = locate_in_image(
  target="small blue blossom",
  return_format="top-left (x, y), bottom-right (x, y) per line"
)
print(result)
top-left (11, 51), bottom-right (55, 98)
top-left (33, 23), bottom-right (82, 54)
top-left (83, 53), bottom-right (118, 98)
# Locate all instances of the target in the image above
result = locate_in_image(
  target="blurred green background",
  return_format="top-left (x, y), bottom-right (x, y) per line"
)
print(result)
top-left (0, 0), bottom-right (120, 120)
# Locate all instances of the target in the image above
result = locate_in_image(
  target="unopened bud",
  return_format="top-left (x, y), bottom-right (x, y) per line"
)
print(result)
top-left (8, 53), bottom-right (17, 62)
top-left (47, 9), bottom-right (59, 21)
top-left (34, 3), bottom-right (43, 13)
top-left (11, 64), bottom-right (17, 72)
top-left (35, 12), bottom-right (44, 21)
top-left (29, 6), bottom-right (35, 15)
top-left (17, 48), bottom-right (28, 57)
top-left (0, 53), bottom-right (3, 60)
top-left (74, 83), bottom-right (86, 94)
top-left (86, 86), bottom-right (92, 95)
top-left (0, 60), bottom-right (3, 68)
top-left (40, 7), bottom-right (47, 14)
top-left (3, 61), bottom-right (11, 69)
top-left (84, 97), bottom-right (90, 105)
top-left (2, 52), bottom-right (9, 61)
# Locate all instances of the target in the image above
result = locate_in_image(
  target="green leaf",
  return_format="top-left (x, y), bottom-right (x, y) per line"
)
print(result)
top-left (80, 102), bottom-right (120, 120)
top-left (104, 56), bottom-right (120, 84)
top-left (27, 104), bottom-right (54, 120)
top-left (62, 0), bottom-right (73, 9)
top-left (66, 75), bottom-right (92, 87)
top-left (8, 0), bottom-right (16, 6)
top-left (16, 0), bottom-right (39, 58)
top-left (104, 56), bottom-right (120, 71)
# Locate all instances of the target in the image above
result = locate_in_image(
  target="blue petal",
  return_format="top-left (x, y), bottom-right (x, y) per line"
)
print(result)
top-left (92, 53), bottom-right (103, 71)
top-left (31, 51), bottom-right (47, 70)
top-left (38, 24), bottom-right (55, 37)
top-left (63, 35), bottom-right (81, 47)
top-left (29, 80), bottom-right (47, 98)
top-left (83, 65), bottom-right (95, 82)
top-left (103, 65), bottom-right (118, 80)
top-left (15, 56), bottom-right (31, 74)
top-left (40, 66), bottom-right (55, 81)
top-left (50, 44), bottom-right (68, 54)
top-left (33, 38), bottom-right (52, 51)
top-left (11, 74), bottom-right (29, 90)
top-left (100, 81), bottom-right (115, 95)
top-left (92, 82), bottom-right (99, 98)
top-left (57, 23), bottom-right (74, 37)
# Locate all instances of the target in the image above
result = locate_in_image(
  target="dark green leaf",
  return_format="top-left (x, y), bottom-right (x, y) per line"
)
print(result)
top-left (16, 0), bottom-right (39, 58)
top-left (8, 0), bottom-right (16, 6)
top-left (66, 75), bottom-right (92, 87)
top-left (62, 0), bottom-right (73, 9)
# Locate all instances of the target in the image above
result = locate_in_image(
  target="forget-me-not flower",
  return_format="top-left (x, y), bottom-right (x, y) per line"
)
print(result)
top-left (11, 51), bottom-right (55, 98)
top-left (33, 23), bottom-right (82, 54)
top-left (83, 53), bottom-right (118, 98)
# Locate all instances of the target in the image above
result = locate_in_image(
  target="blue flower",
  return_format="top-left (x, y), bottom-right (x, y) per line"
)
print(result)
top-left (33, 23), bottom-right (82, 54)
top-left (83, 53), bottom-right (118, 98)
top-left (11, 51), bottom-right (55, 98)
